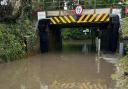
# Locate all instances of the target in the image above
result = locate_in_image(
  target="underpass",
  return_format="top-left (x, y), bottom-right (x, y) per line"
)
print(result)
top-left (0, 51), bottom-right (116, 89)
top-left (38, 11), bottom-right (120, 53)
top-left (0, 4), bottom-right (120, 89)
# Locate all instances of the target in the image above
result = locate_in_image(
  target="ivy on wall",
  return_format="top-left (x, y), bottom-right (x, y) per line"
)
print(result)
top-left (0, 18), bottom-right (36, 62)
top-left (121, 17), bottom-right (128, 39)
top-left (112, 16), bottom-right (128, 89)
top-left (62, 28), bottom-right (87, 40)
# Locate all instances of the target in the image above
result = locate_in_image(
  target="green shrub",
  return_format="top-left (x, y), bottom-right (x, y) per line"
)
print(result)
top-left (121, 17), bottom-right (128, 39)
top-left (0, 23), bottom-right (24, 62)
top-left (0, 18), bottom-right (35, 62)
top-left (112, 55), bottom-right (128, 89)
top-left (62, 28), bottom-right (86, 40)
top-left (124, 45), bottom-right (128, 55)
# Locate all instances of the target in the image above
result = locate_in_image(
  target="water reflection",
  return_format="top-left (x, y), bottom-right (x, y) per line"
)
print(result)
top-left (96, 56), bottom-right (101, 73)
top-left (63, 40), bottom-right (96, 53)
top-left (0, 40), bottom-right (115, 89)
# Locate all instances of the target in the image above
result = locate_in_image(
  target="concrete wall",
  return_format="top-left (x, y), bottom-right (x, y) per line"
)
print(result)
top-left (46, 8), bottom-right (110, 16)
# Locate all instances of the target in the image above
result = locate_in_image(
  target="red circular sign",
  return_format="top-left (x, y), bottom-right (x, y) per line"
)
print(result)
top-left (75, 4), bottom-right (83, 15)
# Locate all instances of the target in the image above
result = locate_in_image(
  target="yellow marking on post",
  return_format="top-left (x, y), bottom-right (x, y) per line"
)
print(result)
top-left (100, 13), bottom-right (109, 22)
top-left (59, 16), bottom-right (66, 23)
top-left (95, 13), bottom-right (103, 22)
top-left (69, 15), bottom-right (76, 22)
top-left (64, 16), bottom-right (71, 23)
top-left (54, 17), bottom-right (60, 23)
top-left (89, 14), bottom-right (96, 22)
top-left (78, 15), bottom-right (85, 23)
top-left (84, 14), bottom-right (91, 22)
top-left (50, 18), bottom-right (56, 24)
top-left (106, 18), bottom-right (110, 22)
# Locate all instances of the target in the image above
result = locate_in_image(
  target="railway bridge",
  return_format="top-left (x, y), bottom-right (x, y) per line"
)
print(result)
top-left (38, 8), bottom-right (120, 53)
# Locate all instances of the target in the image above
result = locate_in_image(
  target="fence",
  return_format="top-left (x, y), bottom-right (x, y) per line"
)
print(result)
top-left (32, 0), bottom-right (120, 11)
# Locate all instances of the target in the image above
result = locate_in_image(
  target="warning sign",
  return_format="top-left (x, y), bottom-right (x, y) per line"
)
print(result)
top-left (75, 4), bottom-right (83, 15)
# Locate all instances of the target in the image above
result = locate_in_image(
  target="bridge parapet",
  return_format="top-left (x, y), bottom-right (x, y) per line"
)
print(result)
top-left (46, 8), bottom-right (110, 16)
top-left (49, 13), bottom-right (110, 25)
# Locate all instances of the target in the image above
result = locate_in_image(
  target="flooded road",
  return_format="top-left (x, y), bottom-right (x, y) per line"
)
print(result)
top-left (0, 40), bottom-right (116, 89)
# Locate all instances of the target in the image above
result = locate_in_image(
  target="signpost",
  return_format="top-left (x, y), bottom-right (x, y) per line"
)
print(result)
top-left (64, 1), bottom-right (68, 10)
top-left (77, 0), bottom-right (79, 4)
top-left (37, 11), bottom-right (46, 20)
top-left (75, 4), bottom-right (83, 15)
top-left (112, 8), bottom-right (122, 20)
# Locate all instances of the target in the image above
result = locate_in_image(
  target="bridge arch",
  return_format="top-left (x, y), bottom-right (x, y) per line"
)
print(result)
top-left (38, 14), bottom-right (120, 53)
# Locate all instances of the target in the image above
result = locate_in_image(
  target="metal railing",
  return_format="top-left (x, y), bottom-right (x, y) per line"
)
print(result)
top-left (33, 0), bottom-right (85, 10)
top-left (33, 1), bottom-right (121, 11)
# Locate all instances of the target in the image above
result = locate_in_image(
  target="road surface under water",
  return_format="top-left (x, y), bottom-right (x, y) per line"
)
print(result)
top-left (0, 40), bottom-right (116, 89)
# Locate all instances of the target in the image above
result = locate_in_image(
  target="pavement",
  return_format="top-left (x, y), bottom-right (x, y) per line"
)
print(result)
top-left (101, 53), bottom-right (119, 64)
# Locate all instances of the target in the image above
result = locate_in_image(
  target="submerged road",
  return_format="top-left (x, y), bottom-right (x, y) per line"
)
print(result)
top-left (0, 41), bottom-right (116, 89)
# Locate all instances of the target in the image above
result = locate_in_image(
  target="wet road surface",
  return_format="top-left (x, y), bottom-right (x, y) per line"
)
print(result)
top-left (0, 41), bottom-right (116, 89)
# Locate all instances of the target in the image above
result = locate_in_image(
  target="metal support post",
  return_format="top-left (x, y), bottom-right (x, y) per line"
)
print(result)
top-left (98, 38), bottom-right (101, 57)
top-left (94, 0), bottom-right (96, 13)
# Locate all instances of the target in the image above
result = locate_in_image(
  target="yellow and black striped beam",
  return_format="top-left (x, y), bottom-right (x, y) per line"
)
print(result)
top-left (50, 15), bottom-right (76, 24)
top-left (50, 13), bottom-right (109, 25)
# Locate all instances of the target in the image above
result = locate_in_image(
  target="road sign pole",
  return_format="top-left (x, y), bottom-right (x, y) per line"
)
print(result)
top-left (94, 0), bottom-right (96, 13)
top-left (78, 0), bottom-right (79, 4)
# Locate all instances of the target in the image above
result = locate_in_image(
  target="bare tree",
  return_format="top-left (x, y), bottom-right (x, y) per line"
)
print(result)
top-left (0, 0), bottom-right (31, 22)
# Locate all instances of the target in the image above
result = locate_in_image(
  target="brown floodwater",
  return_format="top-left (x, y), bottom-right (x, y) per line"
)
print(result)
top-left (0, 40), bottom-right (116, 89)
